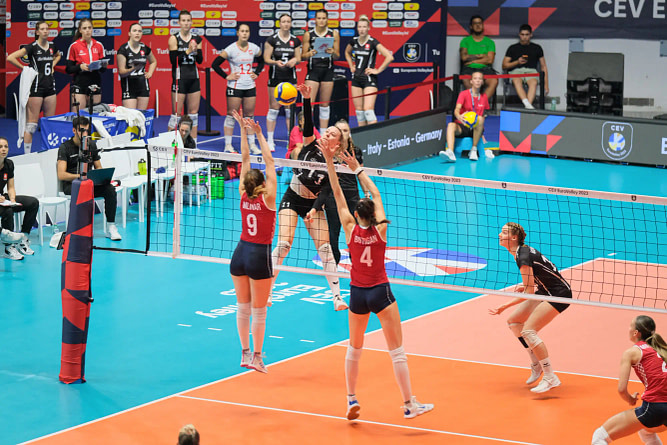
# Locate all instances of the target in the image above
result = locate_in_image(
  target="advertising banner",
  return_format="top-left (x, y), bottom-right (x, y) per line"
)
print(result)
top-left (352, 108), bottom-right (446, 168)
top-left (7, 0), bottom-right (445, 117)
top-left (499, 109), bottom-right (667, 167)
top-left (447, 0), bottom-right (666, 39)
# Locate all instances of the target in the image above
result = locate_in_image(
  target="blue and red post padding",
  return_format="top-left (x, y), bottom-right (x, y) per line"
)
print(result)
top-left (59, 179), bottom-right (94, 384)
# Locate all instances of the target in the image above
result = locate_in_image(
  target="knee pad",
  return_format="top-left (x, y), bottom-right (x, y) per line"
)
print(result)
top-left (25, 122), bottom-right (38, 135)
top-left (318, 243), bottom-right (337, 272)
top-left (284, 108), bottom-right (292, 121)
top-left (355, 109), bottom-right (366, 123)
top-left (389, 346), bottom-right (407, 364)
top-left (237, 302), bottom-right (251, 321)
top-left (251, 306), bottom-right (267, 322)
top-left (592, 426), bottom-right (611, 445)
top-left (363, 109), bottom-right (377, 122)
top-left (267, 108), bottom-right (280, 122)
top-left (319, 106), bottom-right (330, 120)
top-left (346, 345), bottom-right (362, 362)
top-left (521, 329), bottom-right (543, 350)
top-left (224, 115), bottom-right (236, 128)
top-left (638, 429), bottom-right (662, 445)
top-left (272, 240), bottom-right (291, 265)
top-left (188, 113), bottom-right (198, 127)
top-left (168, 114), bottom-right (179, 129)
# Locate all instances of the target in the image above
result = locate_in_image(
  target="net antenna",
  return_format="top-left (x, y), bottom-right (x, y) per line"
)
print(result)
top-left (146, 147), bottom-right (667, 314)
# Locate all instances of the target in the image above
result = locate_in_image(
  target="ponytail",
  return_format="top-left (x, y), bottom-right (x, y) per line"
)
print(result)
top-left (355, 198), bottom-right (390, 226)
top-left (73, 18), bottom-right (93, 42)
top-left (636, 315), bottom-right (667, 364)
top-left (243, 169), bottom-right (266, 200)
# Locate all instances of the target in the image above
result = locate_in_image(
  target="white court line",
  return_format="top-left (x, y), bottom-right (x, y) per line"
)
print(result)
top-left (269, 335), bottom-right (283, 339)
top-left (177, 324), bottom-right (191, 327)
top-left (175, 395), bottom-right (541, 445)
top-left (300, 339), bottom-right (315, 343)
top-left (207, 328), bottom-right (222, 331)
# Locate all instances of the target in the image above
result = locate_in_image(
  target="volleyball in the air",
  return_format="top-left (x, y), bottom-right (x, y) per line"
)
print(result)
top-left (461, 111), bottom-right (479, 128)
top-left (274, 82), bottom-right (298, 106)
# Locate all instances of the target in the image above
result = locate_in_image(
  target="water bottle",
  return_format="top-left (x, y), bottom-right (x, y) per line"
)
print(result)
top-left (550, 98), bottom-right (557, 111)
top-left (138, 158), bottom-right (147, 175)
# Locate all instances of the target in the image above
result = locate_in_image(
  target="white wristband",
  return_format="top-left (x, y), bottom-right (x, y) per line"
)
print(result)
top-left (353, 167), bottom-right (363, 175)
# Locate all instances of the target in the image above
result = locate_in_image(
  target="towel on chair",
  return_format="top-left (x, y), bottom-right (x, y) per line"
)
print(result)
top-left (17, 67), bottom-right (39, 148)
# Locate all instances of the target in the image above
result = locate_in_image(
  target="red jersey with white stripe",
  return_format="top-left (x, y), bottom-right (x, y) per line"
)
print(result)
top-left (67, 38), bottom-right (105, 65)
top-left (632, 341), bottom-right (667, 402)
top-left (456, 89), bottom-right (489, 125)
top-left (240, 193), bottom-right (276, 245)
top-left (347, 224), bottom-right (388, 288)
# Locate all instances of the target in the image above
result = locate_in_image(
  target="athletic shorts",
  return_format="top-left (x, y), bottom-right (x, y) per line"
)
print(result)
top-left (121, 76), bottom-right (150, 99)
top-left (351, 75), bottom-right (378, 89)
top-left (349, 282), bottom-right (395, 315)
top-left (538, 289), bottom-right (571, 313)
top-left (279, 186), bottom-right (316, 219)
top-left (226, 87), bottom-right (256, 99)
top-left (30, 87), bottom-right (56, 98)
top-left (172, 77), bottom-right (200, 94)
top-left (635, 401), bottom-right (667, 428)
top-left (71, 73), bottom-right (102, 96)
top-left (230, 239), bottom-right (273, 280)
top-left (461, 65), bottom-right (497, 77)
top-left (306, 66), bottom-right (334, 83)
top-left (454, 122), bottom-right (474, 139)
top-left (268, 77), bottom-right (297, 88)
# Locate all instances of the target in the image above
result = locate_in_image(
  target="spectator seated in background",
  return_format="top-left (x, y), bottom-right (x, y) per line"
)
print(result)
top-left (286, 111), bottom-right (320, 160)
top-left (502, 24), bottom-right (549, 109)
top-left (459, 15), bottom-right (498, 102)
top-left (178, 115), bottom-right (197, 149)
top-left (0, 136), bottom-right (39, 260)
top-left (177, 424), bottom-right (200, 445)
top-left (57, 116), bottom-right (122, 241)
top-left (439, 70), bottom-right (493, 163)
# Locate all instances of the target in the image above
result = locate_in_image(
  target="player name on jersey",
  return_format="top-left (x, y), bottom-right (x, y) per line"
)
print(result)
top-left (353, 234), bottom-right (378, 245)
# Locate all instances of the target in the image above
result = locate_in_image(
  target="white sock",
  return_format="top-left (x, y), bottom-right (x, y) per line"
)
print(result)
top-left (522, 98), bottom-right (532, 107)
top-left (247, 134), bottom-right (256, 146)
top-left (236, 302), bottom-right (251, 350)
top-left (24, 143), bottom-right (32, 155)
top-left (592, 426), bottom-right (611, 444)
top-left (539, 357), bottom-right (555, 378)
top-left (225, 135), bottom-right (232, 146)
top-left (471, 146), bottom-right (477, 152)
top-left (267, 131), bottom-right (274, 144)
top-left (251, 306), bottom-right (267, 354)
top-left (527, 349), bottom-right (539, 366)
top-left (390, 347), bottom-right (412, 403)
top-left (345, 346), bottom-right (362, 395)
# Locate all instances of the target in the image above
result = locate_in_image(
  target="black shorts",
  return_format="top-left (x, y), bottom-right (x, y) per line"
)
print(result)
top-left (30, 87), bottom-right (57, 98)
top-left (538, 289), bottom-right (572, 313)
top-left (279, 186), bottom-right (316, 219)
top-left (226, 87), bottom-right (256, 99)
top-left (351, 75), bottom-right (377, 89)
top-left (349, 283), bottom-right (395, 315)
top-left (230, 239), bottom-right (273, 280)
top-left (71, 72), bottom-right (102, 96)
top-left (461, 65), bottom-right (497, 76)
top-left (121, 76), bottom-right (150, 99)
top-left (306, 66), bottom-right (334, 83)
top-left (172, 77), bottom-right (200, 94)
top-left (454, 122), bottom-right (475, 139)
top-left (635, 401), bottom-right (667, 428)
top-left (268, 77), bottom-right (297, 88)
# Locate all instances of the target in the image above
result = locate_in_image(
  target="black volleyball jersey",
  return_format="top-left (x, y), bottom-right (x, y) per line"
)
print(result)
top-left (308, 28), bottom-right (334, 70)
top-left (117, 42), bottom-right (152, 77)
top-left (293, 140), bottom-right (328, 195)
top-left (24, 41), bottom-right (57, 90)
top-left (515, 245), bottom-right (571, 296)
top-left (349, 36), bottom-right (379, 77)
top-left (266, 32), bottom-right (301, 80)
top-left (174, 33), bottom-right (202, 80)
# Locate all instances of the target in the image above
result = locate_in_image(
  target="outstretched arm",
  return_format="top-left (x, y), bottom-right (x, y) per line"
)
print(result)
top-left (232, 110), bottom-right (248, 196)
top-left (317, 140), bottom-right (355, 236)
top-left (297, 83), bottom-right (315, 146)
top-left (243, 118), bottom-right (277, 206)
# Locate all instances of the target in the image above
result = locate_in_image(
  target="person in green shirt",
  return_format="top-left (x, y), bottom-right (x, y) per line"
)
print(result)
top-left (459, 15), bottom-right (498, 101)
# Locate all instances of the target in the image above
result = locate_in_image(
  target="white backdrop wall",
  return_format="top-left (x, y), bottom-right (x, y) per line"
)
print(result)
top-left (445, 36), bottom-right (667, 116)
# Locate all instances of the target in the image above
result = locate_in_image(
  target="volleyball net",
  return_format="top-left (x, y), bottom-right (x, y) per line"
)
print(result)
top-left (146, 144), bottom-right (667, 312)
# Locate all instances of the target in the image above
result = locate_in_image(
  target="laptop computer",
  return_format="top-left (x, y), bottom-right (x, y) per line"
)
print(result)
top-left (85, 167), bottom-right (115, 185)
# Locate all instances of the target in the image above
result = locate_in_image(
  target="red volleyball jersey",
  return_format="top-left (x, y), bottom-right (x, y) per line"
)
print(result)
top-left (633, 341), bottom-right (667, 402)
top-left (347, 224), bottom-right (388, 288)
top-left (456, 89), bottom-right (489, 125)
top-left (67, 38), bottom-right (105, 65)
top-left (240, 192), bottom-right (276, 245)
